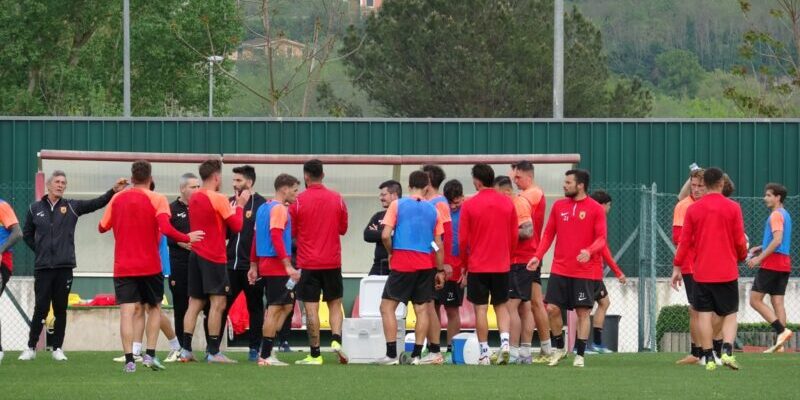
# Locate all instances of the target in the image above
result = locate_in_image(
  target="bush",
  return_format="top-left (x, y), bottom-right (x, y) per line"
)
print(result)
top-left (655, 305), bottom-right (690, 346)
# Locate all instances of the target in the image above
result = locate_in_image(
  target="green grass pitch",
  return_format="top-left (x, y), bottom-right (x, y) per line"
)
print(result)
top-left (0, 351), bottom-right (797, 400)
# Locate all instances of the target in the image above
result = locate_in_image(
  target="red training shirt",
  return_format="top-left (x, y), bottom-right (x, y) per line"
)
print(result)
top-left (674, 193), bottom-right (747, 283)
top-left (99, 188), bottom-right (190, 277)
top-left (190, 188), bottom-right (243, 264)
top-left (458, 188), bottom-right (517, 274)
top-left (534, 196), bottom-right (607, 280)
top-left (672, 196), bottom-right (696, 275)
top-left (511, 186), bottom-right (546, 264)
top-left (289, 183), bottom-right (348, 270)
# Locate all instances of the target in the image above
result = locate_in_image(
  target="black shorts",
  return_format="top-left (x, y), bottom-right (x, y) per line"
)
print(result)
top-left (0, 264), bottom-right (10, 297)
top-left (188, 252), bottom-right (230, 298)
top-left (694, 280), bottom-right (738, 316)
top-left (544, 273), bottom-right (599, 310)
top-left (594, 281), bottom-right (608, 300)
top-left (114, 274), bottom-right (164, 305)
top-left (467, 272), bottom-right (509, 306)
top-left (508, 264), bottom-right (535, 301)
top-left (265, 276), bottom-right (295, 306)
top-left (683, 274), bottom-right (697, 307)
top-left (382, 269), bottom-right (435, 305)
top-left (435, 280), bottom-right (465, 308)
top-left (296, 268), bottom-right (343, 302)
top-left (752, 269), bottom-right (790, 296)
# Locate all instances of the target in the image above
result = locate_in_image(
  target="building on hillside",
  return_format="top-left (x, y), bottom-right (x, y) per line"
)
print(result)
top-left (230, 37), bottom-right (306, 61)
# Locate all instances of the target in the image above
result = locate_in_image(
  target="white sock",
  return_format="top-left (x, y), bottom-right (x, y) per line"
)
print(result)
top-left (510, 346), bottom-right (519, 358)
top-left (479, 342), bottom-right (490, 356)
top-left (168, 337), bottom-right (181, 352)
top-left (132, 342), bottom-right (142, 356)
top-left (499, 332), bottom-right (510, 344)
top-left (541, 339), bottom-right (552, 355)
top-left (520, 343), bottom-right (532, 357)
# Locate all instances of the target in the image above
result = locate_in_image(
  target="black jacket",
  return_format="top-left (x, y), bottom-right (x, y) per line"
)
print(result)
top-left (167, 198), bottom-right (191, 268)
top-left (23, 190), bottom-right (114, 270)
top-left (364, 210), bottom-right (388, 269)
top-left (226, 192), bottom-right (266, 270)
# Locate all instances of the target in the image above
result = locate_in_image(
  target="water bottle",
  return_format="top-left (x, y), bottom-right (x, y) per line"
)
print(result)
top-left (689, 162), bottom-right (700, 172)
top-left (286, 270), bottom-right (301, 290)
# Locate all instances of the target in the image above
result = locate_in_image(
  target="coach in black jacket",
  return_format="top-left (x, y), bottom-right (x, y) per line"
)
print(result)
top-left (18, 170), bottom-right (125, 361)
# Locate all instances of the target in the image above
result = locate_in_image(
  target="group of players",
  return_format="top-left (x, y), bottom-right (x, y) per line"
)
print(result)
top-left (670, 166), bottom-right (794, 371)
top-left (0, 158), bottom-right (791, 372)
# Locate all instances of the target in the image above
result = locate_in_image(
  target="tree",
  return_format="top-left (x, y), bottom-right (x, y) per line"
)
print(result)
top-left (341, 0), bottom-right (651, 117)
top-left (724, 0), bottom-right (800, 117)
top-left (654, 49), bottom-right (706, 98)
top-left (0, 0), bottom-right (241, 116)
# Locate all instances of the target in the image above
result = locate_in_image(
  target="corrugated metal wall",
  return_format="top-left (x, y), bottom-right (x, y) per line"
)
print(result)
top-left (3, 118), bottom-right (798, 194)
top-left (1, 118), bottom-right (798, 274)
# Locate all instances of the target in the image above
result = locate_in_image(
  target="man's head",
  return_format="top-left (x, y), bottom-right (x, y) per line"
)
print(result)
top-left (46, 170), bottom-right (67, 199)
top-left (378, 179), bottom-right (402, 209)
top-left (232, 165), bottom-right (256, 194)
top-left (303, 159), bottom-right (324, 186)
top-left (179, 172), bottom-right (200, 201)
top-left (564, 169), bottom-right (590, 198)
top-left (198, 159), bottom-right (223, 191)
top-left (689, 168), bottom-right (706, 200)
top-left (590, 190), bottom-right (612, 214)
top-left (764, 183), bottom-right (787, 208)
top-left (722, 173), bottom-right (735, 197)
top-left (409, 170), bottom-right (430, 192)
top-left (421, 164), bottom-right (446, 192)
top-left (471, 163), bottom-right (494, 190)
top-left (443, 179), bottom-right (465, 212)
top-left (702, 167), bottom-right (725, 193)
top-left (274, 173), bottom-right (301, 204)
top-left (511, 160), bottom-right (534, 190)
top-left (131, 160), bottom-right (152, 187)
top-left (493, 175), bottom-right (513, 197)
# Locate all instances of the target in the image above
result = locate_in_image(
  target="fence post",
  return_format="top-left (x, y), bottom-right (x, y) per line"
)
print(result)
top-left (638, 185), bottom-right (648, 351)
top-left (649, 183), bottom-right (658, 352)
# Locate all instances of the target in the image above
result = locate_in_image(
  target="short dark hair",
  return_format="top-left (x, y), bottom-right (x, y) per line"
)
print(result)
top-left (379, 179), bottom-right (402, 198)
top-left (590, 190), bottom-right (612, 205)
top-left (232, 165), bottom-right (256, 184)
top-left (274, 173), bottom-right (300, 191)
top-left (409, 170), bottom-right (430, 190)
top-left (566, 169), bottom-right (590, 190)
top-left (703, 167), bottom-right (724, 188)
top-left (766, 183), bottom-right (788, 203)
top-left (131, 160), bottom-right (152, 184)
top-left (722, 173), bottom-right (735, 197)
top-left (493, 175), bottom-right (512, 188)
top-left (303, 159), bottom-right (324, 180)
top-left (443, 179), bottom-right (463, 203)
top-left (511, 160), bottom-right (534, 173)
top-left (199, 159), bottom-right (222, 181)
top-left (472, 163), bottom-right (495, 187)
top-left (421, 165), bottom-right (446, 189)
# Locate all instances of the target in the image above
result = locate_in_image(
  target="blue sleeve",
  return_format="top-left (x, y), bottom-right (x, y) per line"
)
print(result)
top-left (159, 236), bottom-right (171, 276)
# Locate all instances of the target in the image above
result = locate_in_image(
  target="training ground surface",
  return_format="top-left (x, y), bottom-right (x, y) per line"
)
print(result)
top-left (0, 352), bottom-right (796, 399)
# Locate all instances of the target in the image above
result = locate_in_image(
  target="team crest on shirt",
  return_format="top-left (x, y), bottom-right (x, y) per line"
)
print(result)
top-left (225, 286), bottom-right (230, 293)
top-left (289, 291), bottom-right (295, 300)
top-left (579, 211), bottom-right (586, 220)
top-left (60, 206), bottom-right (67, 214)
top-left (246, 210), bottom-right (253, 219)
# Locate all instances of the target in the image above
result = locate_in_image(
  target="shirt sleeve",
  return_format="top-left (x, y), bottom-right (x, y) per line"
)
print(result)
top-left (458, 204), bottom-right (470, 267)
top-left (270, 228), bottom-right (289, 260)
top-left (212, 192), bottom-right (235, 220)
top-left (586, 206), bottom-right (607, 254)
top-left (149, 192), bottom-right (171, 218)
top-left (157, 214), bottom-right (191, 243)
top-left (533, 204), bottom-right (558, 260)
top-left (434, 212), bottom-right (445, 237)
top-left (435, 201), bottom-right (452, 224)
top-left (513, 196), bottom-right (533, 227)
top-left (672, 200), bottom-right (687, 227)
top-left (98, 196), bottom-right (116, 233)
top-left (770, 211), bottom-right (785, 233)
top-left (0, 202), bottom-right (19, 228)
top-left (603, 246), bottom-right (623, 277)
top-left (338, 196), bottom-right (349, 235)
top-left (672, 226), bottom-right (682, 246)
top-left (288, 201), bottom-right (299, 238)
top-left (674, 209), bottom-right (695, 266)
top-left (382, 201), bottom-right (398, 228)
top-left (733, 204), bottom-right (748, 261)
